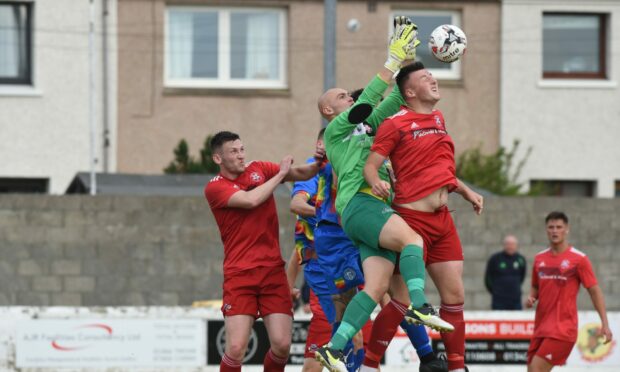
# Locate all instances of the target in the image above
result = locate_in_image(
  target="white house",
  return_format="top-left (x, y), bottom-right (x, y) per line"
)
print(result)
top-left (501, 0), bottom-right (620, 197)
top-left (0, 0), bottom-right (117, 194)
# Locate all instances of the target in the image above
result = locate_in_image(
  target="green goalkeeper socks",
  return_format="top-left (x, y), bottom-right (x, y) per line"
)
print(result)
top-left (399, 244), bottom-right (427, 308)
top-left (329, 291), bottom-right (377, 350)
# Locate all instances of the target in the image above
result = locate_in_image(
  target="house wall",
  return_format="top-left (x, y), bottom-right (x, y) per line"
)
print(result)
top-left (116, 0), bottom-right (501, 174)
top-left (501, 0), bottom-right (620, 197)
top-left (0, 0), bottom-right (117, 193)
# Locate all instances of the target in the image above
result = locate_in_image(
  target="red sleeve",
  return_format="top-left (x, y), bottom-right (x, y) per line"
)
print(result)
top-left (204, 179), bottom-right (239, 209)
top-left (371, 119), bottom-right (400, 157)
top-left (531, 258), bottom-right (539, 288)
top-left (578, 256), bottom-right (598, 289)
top-left (255, 161), bottom-right (280, 180)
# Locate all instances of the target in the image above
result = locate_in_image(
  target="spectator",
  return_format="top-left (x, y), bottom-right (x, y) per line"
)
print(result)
top-left (484, 235), bottom-right (527, 310)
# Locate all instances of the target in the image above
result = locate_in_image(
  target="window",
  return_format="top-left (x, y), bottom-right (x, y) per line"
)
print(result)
top-left (543, 13), bottom-right (607, 79)
top-left (165, 6), bottom-right (287, 89)
top-left (0, 2), bottom-right (32, 85)
top-left (0, 178), bottom-right (48, 193)
top-left (391, 10), bottom-right (462, 80)
top-left (530, 180), bottom-right (595, 197)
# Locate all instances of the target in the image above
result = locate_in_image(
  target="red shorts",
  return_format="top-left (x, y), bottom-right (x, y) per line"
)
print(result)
top-left (393, 205), bottom-right (463, 265)
top-left (222, 265), bottom-right (293, 318)
top-left (527, 337), bottom-right (574, 366)
top-left (305, 290), bottom-right (332, 358)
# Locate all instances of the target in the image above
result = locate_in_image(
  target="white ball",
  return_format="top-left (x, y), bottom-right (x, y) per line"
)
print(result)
top-left (347, 18), bottom-right (360, 32)
top-left (428, 24), bottom-right (467, 63)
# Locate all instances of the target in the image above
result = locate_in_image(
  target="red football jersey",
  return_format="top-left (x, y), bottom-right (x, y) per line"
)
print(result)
top-left (204, 161), bottom-right (284, 275)
top-left (531, 246), bottom-right (598, 342)
top-left (371, 107), bottom-right (457, 204)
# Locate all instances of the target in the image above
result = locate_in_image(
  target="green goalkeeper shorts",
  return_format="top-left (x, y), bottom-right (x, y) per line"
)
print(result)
top-left (341, 191), bottom-right (397, 264)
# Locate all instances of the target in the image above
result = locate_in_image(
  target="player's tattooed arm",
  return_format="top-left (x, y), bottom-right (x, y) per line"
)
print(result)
top-left (587, 285), bottom-right (613, 344)
top-left (454, 178), bottom-right (483, 215)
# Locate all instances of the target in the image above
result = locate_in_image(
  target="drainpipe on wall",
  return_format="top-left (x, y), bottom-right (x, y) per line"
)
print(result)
top-left (323, 0), bottom-right (336, 127)
top-left (88, 0), bottom-right (97, 195)
top-left (102, 0), bottom-right (110, 173)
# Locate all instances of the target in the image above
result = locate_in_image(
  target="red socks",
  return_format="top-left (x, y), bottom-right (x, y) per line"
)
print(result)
top-left (220, 354), bottom-right (241, 372)
top-left (440, 303), bottom-right (465, 371)
top-left (362, 299), bottom-right (407, 368)
top-left (263, 349), bottom-right (288, 372)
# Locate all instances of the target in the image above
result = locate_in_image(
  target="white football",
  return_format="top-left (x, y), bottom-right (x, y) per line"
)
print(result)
top-left (428, 24), bottom-right (467, 63)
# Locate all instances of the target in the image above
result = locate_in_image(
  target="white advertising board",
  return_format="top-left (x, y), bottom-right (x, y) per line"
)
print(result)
top-left (385, 311), bottom-right (619, 368)
top-left (15, 319), bottom-right (206, 368)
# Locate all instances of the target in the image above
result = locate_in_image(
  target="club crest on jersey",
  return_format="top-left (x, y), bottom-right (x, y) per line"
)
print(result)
top-left (250, 172), bottom-right (262, 182)
top-left (434, 115), bottom-right (442, 127)
top-left (344, 268), bottom-right (357, 281)
top-left (560, 259), bottom-right (570, 270)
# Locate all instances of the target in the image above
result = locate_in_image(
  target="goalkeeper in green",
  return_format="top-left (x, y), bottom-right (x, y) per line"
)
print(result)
top-left (314, 18), bottom-right (453, 372)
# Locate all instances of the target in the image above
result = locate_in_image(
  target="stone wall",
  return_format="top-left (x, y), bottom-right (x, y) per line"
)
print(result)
top-left (0, 193), bottom-right (618, 310)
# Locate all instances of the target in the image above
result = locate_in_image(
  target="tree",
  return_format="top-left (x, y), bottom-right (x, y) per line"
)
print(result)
top-left (164, 135), bottom-right (219, 174)
top-left (456, 139), bottom-right (532, 196)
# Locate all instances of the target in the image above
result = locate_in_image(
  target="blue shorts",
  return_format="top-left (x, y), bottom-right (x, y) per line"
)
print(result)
top-left (314, 222), bottom-right (365, 294)
top-left (304, 258), bottom-right (331, 296)
top-left (304, 259), bottom-right (336, 323)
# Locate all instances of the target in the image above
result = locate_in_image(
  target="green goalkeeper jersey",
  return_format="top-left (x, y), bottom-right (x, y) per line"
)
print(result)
top-left (324, 75), bottom-right (405, 215)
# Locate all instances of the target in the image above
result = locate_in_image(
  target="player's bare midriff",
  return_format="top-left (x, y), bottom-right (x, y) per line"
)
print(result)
top-left (395, 185), bottom-right (449, 213)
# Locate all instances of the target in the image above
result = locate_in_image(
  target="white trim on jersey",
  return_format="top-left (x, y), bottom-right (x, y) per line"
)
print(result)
top-left (570, 246), bottom-right (587, 257)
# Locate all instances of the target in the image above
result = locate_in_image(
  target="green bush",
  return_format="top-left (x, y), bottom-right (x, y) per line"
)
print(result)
top-left (164, 136), bottom-right (219, 174)
top-left (456, 140), bottom-right (533, 196)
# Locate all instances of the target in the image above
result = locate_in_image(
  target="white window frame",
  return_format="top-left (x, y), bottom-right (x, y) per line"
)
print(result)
top-left (164, 6), bottom-right (287, 89)
top-left (390, 10), bottom-right (462, 80)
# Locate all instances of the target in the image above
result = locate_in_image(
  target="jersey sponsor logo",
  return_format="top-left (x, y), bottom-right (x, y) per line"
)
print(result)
top-left (545, 353), bottom-right (553, 360)
top-left (412, 128), bottom-right (447, 140)
top-left (539, 261), bottom-right (545, 267)
top-left (250, 172), bottom-right (262, 182)
top-left (210, 175), bottom-right (223, 183)
top-left (576, 322), bottom-right (615, 362)
top-left (233, 184), bottom-right (240, 189)
top-left (538, 272), bottom-right (568, 281)
top-left (410, 121), bottom-right (419, 129)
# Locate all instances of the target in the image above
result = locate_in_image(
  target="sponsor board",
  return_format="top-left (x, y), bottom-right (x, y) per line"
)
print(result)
top-left (385, 312), bottom-right (619, 367)
top-left (207, 320), bottom-right (309, 365)
top-left (16, 319), bottom-right (205, 368)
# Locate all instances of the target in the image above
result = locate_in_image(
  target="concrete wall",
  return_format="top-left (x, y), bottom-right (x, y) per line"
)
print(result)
top-left (501, 0), bottom-right (620, 197)
top-left (0, 0), bottom-right (117, 193)
top-left (116, 0), bottom-right (500, 175)
top-left (0, 194), bottom-right (618, 311)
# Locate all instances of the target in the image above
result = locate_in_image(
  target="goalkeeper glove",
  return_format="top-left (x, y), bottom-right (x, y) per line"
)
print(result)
top-left (385, 17), bottom-right (418, 73)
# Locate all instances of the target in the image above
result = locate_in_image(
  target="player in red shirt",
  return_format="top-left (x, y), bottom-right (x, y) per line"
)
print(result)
top-left (364, 62), bottom-right (484, 372)
top-left (526, 211), bottom-right (612, 372)
top-left (204, 131), bottom-right (324, 372)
